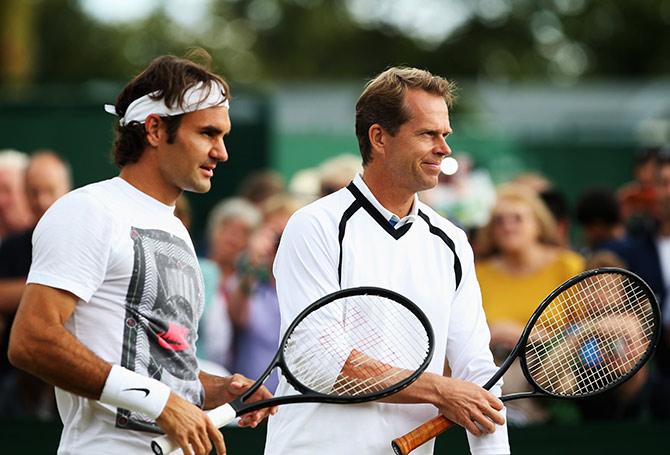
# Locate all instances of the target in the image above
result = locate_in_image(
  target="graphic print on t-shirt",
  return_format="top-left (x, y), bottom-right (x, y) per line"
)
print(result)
top-left (117, 227), bottom-right (204, 432)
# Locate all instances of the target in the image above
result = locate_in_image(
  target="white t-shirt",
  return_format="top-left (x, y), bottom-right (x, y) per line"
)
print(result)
top-left (27, 177), bottom-right (205, 454)
top-left (265, 174), bottom-right (509, 455)
top-left (656, 236), bottom-right (670, 325)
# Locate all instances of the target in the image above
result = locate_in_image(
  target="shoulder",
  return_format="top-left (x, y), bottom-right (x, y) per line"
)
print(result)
top-left (556, 249), bottom-right (585, 265)
top-left (34, 180), bottom-right (120, 241)
top-left (42, 182), bottom-right (109, 222)
top-left (286, 189), bottom-right (356, 232)
top-left (51, 179), bottom-right (115, 212)
top-left (554, 248), bottom-right (586, 275)
top-left (417, 202), bottom-right (470, 246)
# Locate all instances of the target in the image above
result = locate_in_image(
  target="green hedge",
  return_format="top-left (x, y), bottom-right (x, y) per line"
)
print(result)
top-left (1, 419), bottom-right (663, 453)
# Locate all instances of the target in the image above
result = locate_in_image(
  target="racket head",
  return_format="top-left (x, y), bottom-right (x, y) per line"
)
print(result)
top-left (518, 267), bottom-right (660, 399)
top-left (278, 286), bottom-right (435, 404)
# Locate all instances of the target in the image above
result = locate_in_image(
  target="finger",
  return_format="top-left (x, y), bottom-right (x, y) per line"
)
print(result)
top-left (177, 439), bottom-right (193, 455)
top-left (243, 409), bottom-right (270, 426)
top-left (238, 416), bottom-right (255, 427)
top-left (488, 408), bottom-right (505, 426)
top-left (259, 408), bottom-right (274, 419)
top-left (462, 417), bottom-right (483, 437)
top-left (230, 379), bottom-right (254, 391)
top-left (207, 419), bottom-right (226, 455)
top-left (246, 385), bottom-right (273, 402)
top-left (201, 436), bottom-right (213, 455)
top-left (229, 380), bottom-right (248, 390)
top-left (489, 397), bottom-right (504, 411)
top-left (258, 386), bottom-right (274, 400)
top-left (472, 411), bottom-right (497, 434)
top-left (239, 413), bottom-right (261, 427)
top-left (190, 432), bottom-right (207, 455)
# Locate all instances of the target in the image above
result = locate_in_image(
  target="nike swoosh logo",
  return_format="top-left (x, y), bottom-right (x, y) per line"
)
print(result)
top-left (123, 387), bottom-right (150, 397)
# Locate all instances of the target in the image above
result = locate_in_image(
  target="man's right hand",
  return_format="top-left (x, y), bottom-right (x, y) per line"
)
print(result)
top-left (156, 392), bottom-right (226, 455)
top-left (435, 377), bottom-right (505, 436)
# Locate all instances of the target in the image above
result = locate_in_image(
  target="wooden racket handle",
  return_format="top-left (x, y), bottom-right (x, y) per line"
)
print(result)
top-left (391, 415), bottom-right (455, 455)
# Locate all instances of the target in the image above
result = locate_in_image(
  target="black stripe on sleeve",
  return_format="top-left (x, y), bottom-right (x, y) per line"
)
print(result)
top-left (418, 210), bottom-right (463, 290)
top-left (338, 199), bottom-right (362, 286)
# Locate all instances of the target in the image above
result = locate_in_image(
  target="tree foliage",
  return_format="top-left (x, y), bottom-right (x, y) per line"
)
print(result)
top-left (2, 0), bottom-right (669, 85)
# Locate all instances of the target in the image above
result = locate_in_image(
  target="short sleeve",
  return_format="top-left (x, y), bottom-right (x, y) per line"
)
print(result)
top-left (27, 192), bottom-right (115, 302)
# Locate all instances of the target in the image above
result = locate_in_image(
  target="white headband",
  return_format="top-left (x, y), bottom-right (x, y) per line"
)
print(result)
top-left (104, 81), bottom-right (229, 126)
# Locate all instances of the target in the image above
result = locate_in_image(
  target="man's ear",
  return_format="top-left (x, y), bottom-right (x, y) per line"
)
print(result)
top-left (368, 123), bottom-right (386, 158)
top-left (145, 114), bottom-right (163, 147)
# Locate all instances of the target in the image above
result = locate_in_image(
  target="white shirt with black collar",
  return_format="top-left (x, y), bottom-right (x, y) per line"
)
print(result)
top-left (266, 173), bottom-right (509, 455)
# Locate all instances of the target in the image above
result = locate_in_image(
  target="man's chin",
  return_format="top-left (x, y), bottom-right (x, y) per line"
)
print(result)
top-left (183, 181), bottom-right (212, 194)
top-left (418, 176), bottom-right (439, 192)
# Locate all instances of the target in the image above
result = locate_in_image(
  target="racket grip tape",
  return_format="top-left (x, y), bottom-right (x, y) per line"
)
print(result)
top-left (150, 403), bottom-right (237, 454)
top-left (391, 415), bottom-right (454, 455)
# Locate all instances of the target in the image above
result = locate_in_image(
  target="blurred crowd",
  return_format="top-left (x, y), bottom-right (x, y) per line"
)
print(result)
top-left (1, 145), bottom-right (670, 428)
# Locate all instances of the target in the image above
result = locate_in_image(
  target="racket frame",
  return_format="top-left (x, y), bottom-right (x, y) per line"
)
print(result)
top-left (494, 267), bottom-right (661, 402)
top-left (391, 267), bottom-right (661, 455)
top-left (227, 286), bottom-right (435, 415)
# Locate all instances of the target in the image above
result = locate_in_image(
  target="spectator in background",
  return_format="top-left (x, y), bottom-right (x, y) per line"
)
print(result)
top-left (539, 188), bottom-right (572, 249)
top-left (173, 193), bottom-right (233, 378)
top-left (287, 154), bottom-right (362, 204)
top-left (0, 149), bottom-right (33, 243)
top-left (0, 150), bottom-right (72, 419)
top-left (575, 187), bottom-right (628, 256)
top-left (618, 150), bottom-right (670, 420)
top-left (512, 171), bottom-right (552, 194)
top-left (199, 197), bottom-right (262, 371)
top-left (574, 251), bottom-right (651, 421)
top-left (228, 194), bottom-right (303, 392)
top-left (287, 167), bottom-right (321, 203)
top-left (618, 147), bottom-right (660, 230)
top-left (475, 183), bottom-right (585, 424)
top-left (238, 169), bottom-right (285, 208)
top-left (317, 154), bottom-right (362, 197)
top-left (421, 153), bottom-right (496, 240)
top-left (512, 171), bottom-right (575, 249)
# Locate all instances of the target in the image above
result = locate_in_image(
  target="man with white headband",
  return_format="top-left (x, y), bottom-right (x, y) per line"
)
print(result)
top-left (9, 53), bottom-right (275, 455)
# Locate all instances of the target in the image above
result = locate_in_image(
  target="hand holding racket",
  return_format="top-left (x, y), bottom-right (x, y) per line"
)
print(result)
top-left (152, 286), bottom-right (435, 454)
top-left (391, 268), bottom-right (660, 454)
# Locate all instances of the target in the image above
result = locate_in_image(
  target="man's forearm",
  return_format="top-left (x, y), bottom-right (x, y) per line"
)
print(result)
top-left (10, 321), bottom-right (112, 399)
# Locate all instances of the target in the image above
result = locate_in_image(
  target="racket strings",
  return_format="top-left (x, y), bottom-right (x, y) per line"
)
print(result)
top-left (283, 294), bottom-right (431, 397)
top-left (525, 273), bottom-right (656, 397)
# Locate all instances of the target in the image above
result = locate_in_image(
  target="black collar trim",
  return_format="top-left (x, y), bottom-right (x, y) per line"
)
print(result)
top-left (346, 182), bottom-right (412, 240)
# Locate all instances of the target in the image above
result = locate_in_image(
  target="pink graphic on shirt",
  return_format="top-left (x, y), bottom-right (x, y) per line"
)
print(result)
top-left (156, 323), bottom-right (190, 352)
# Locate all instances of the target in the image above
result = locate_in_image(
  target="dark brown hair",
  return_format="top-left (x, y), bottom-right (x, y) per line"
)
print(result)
top-left (355, 67), bottom-right (456, 165)
top-left (110, 50), bottom-right (230, 168)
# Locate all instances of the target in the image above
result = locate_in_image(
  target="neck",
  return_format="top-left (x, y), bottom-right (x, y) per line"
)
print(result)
top-left (362, 169), bottom-right (414, 218)
top-left (119, 156), bottom-right (180, 206)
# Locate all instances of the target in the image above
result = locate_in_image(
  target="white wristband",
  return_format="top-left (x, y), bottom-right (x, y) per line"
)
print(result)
top-left (100, 365), bottom-right (171, 420)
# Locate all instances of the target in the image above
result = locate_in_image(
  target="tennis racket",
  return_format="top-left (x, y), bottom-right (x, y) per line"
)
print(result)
top-left (151, 286), bottom-right (435, 454)
top-left (391, 267), bottom-right (660, 455)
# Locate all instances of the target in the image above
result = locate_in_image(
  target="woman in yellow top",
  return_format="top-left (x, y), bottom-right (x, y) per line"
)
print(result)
top-left (475, 183), bottom-right (585, 424)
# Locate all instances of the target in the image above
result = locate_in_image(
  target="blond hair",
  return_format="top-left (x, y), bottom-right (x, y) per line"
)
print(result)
top-left (477, 183), bottom-right (559, 258)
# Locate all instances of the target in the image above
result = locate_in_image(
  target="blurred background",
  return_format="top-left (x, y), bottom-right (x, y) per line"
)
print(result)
top-left (2, 0), bottom-right (669, 243)
top-left (1, 0), bottom-right (669, 452)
